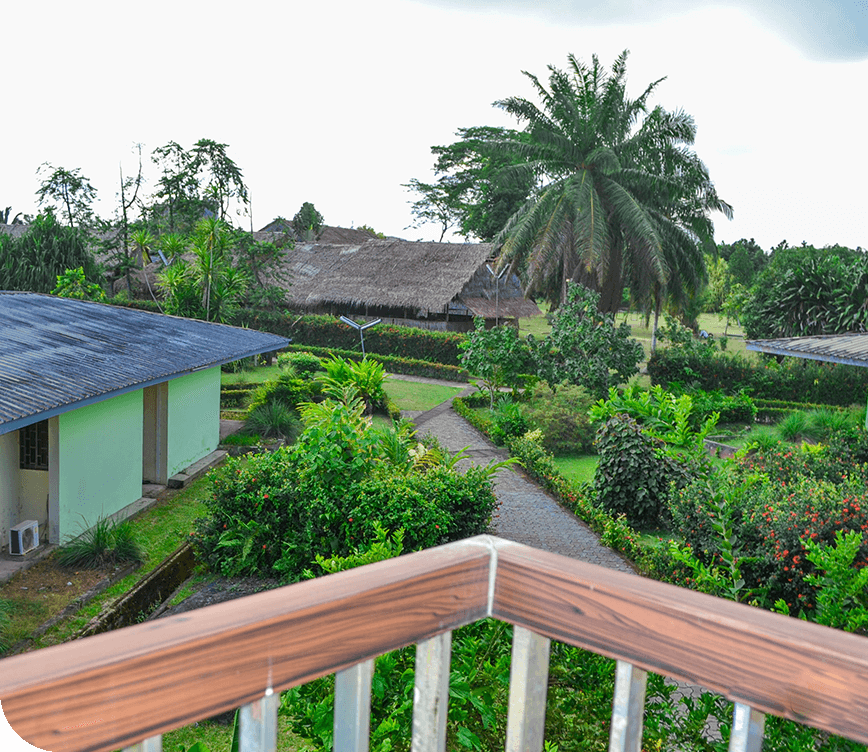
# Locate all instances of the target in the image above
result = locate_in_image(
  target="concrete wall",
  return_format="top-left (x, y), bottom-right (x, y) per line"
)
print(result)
top-left (167, 368), bottom-right (220, 478)
top-left (0, 431), bottom-right (18, 551)
top-left (57, 390), bottom-right (143, 542)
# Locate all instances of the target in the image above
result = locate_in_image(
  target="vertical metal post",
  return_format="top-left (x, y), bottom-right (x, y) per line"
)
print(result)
top-left (335, 659), bottom-right (374, 752)
top-left (729, 702), bottom-right (765, 752)
top-left (240, 692), bottom-right (279, 752)
top-left (505, 626), bottom-right (551, 752)
top-left (412, 632), bottom-right (452, 752)
top-left (608, 661), bottom-right (648, 752)
top-left (123, 737), bottom-right (162, 752)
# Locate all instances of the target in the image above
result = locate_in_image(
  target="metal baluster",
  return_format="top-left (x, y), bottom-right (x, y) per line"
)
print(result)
top-left (505, 626), bottom-right (551, 752)
top-left (729, 702), bottom-right (765, 752)
top-left (240, 691), bottom-right (279, 752)
top-left (608, 661), bottom-right (648, 752)
top-left (335, 659), bottom-right (374, 752)
top-left (123, 736), bottom-right (162, 752)
top-left (412, 632), bottom-right (452, 752)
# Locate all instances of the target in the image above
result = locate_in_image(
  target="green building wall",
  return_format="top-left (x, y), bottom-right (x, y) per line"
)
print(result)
top-left (56, 390), bottom-right (143, 541)
top-left (167, 368), bottom-right (221, 478)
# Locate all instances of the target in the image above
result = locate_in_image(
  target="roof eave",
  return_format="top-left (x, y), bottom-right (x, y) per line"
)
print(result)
top-left (745, 341), bottom-right (868, 368)
top-left (0, 343), bottom-right (286, 437)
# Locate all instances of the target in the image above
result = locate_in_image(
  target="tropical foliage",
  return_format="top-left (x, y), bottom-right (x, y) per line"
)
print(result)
top-left (528, 283), bottom-right (643, 396)
top-left (405, 126), bottom-right (536, 241)
top-left (742, 242), bottom-right (868, 339)
top-left (0, 212), bottom-right (103, 293)
top-left (490, 51), bottom-right (731, 313)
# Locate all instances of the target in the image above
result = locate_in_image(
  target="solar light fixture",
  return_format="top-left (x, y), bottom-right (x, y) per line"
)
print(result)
top-left (486, 264), bottom-right (508, 326)
top-left (339, 316), bottom-right (382, 355)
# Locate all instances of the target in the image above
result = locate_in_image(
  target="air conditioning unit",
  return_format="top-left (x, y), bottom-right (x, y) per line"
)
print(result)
top-left (9, 520), bottom-right (39, 556)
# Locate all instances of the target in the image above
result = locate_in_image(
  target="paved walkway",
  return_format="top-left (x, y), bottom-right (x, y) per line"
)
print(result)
top-left (402, 378), bottom-right (634, 573)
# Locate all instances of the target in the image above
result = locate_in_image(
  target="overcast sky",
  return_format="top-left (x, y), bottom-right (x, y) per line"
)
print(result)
top-left (0, 0), bottom-right (866, 256)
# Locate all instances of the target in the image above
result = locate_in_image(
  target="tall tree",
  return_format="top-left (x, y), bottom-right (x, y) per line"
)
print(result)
top-left (35, 164), bottom-right (98, 228)
top-left (403, 178), bottom-right (461, 242)
top-left (189, 138), bottom-right (249, 222)
top-left (291, 202), bottom-right (324, 240)
top-left (405, 126), bottom-right (537, 242)
top-left (492, 52), bottom-right (731, 313)
top-left (150, 141), bottom-right (200, 232)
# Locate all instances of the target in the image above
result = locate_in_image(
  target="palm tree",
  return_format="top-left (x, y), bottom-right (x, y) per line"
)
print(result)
top-left (493, 51), bottom-right (731, 313)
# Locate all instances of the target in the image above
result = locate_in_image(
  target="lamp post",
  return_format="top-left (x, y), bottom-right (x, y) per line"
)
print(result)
top-left (339, 316), bottom-right (382, 356)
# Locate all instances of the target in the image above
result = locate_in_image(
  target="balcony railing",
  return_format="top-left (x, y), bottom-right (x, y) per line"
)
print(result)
top-left (1, 535), bottom-right (867, 752)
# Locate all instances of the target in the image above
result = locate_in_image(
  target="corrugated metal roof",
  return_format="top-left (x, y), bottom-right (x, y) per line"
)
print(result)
top-left (745, 333), bottom-right (868, 367)
top-left (0, 293), bottom-right (289, 433)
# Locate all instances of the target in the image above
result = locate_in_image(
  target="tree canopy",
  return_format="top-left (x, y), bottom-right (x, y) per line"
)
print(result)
top-left (35, 164), bottom-right (98, 228)
top-left (405, 126), bottom-right (537, 242)
top-left (487, 51), bottom-right (731, 313)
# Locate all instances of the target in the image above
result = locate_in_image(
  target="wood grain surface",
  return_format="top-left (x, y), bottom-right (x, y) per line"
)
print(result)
top-left (0, 539), bottom-right (491, 752)
top-left (491, 539), bottom-right (868, 745)
top-left (2, 535), bottom-right (866, 751)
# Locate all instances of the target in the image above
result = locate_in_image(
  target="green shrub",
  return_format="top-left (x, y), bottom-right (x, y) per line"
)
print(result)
top-left (776, 411), bottom-right (813, 443)
top-left (283, 343), bottom-right (468, 382)
top-left (321, 355), bottom-right (387, 412)
top-left (523, 382), bottom-right (595, 455)
top-left (459, 319), bottom-right (531, 406)
top-left (244, 402), bottom-right (302, 442)
top-left (683, 389), bottom-right (756, 427)
top-left (649, 347), bottom-right (868, 407)
top-left (219, 387), bottom-right (255, 408)
top-left (196, 395), bottom-right (499, 583)
top-left (247, 372), bottom-right (322, 413)
top-left (593, 415), bottom-right (695, 528)
top-left (489, 398), bottom-right (530, 446)
top-left (56, 517), bottom-right (144, 569)
top-left (277, 350), bottom-right (323, 376)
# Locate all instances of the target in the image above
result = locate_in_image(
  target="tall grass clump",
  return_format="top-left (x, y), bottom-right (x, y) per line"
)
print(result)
top-left (244, 401), bottom-right (303, 443)
top-left (56, 517), bottom-right (144, 569)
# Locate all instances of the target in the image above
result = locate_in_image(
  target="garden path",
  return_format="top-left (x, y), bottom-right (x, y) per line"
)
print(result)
top-left (394, 374), bottom-right (719, 735)
top-left (390, 374), bottom-right (634, 573)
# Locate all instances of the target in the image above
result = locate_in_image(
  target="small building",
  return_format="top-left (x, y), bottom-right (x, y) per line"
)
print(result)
top-left (0, 292), bottom-right (289, 550)
top-left (271, 238), bottom-right (540, 331)
top-left (746, 332), bottom-right (868, 428)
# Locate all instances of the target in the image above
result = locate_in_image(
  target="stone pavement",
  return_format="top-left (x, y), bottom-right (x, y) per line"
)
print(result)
top-left (400, 375), bottom-right (718, 734)
top-left (402, 377), bottom-right (634, 573)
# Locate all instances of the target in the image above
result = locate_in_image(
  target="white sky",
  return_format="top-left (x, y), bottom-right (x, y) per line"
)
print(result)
top-left (1, 0), bottom-right (866, 253)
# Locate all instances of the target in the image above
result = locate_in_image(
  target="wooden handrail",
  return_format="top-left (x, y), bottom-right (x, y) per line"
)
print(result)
top-left (492, 540), bottom-right (868, 745)
top-left (1, 536), bottom-right (867, 752)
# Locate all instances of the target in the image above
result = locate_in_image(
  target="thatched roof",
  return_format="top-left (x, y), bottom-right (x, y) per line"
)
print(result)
top-left (275, 239), bottom-right (541, 318)
top-left (278, 239), bottom-right (493, 312)
top-left (0, 222), bottom-right (33, 239)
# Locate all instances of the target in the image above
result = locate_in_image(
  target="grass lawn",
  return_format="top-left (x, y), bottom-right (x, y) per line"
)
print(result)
top-left (19, 475), bottom-right (214, 651)
top-left (551, 454), bottom-right (598, 485)
top-left (386, 378), bottom-right (464, 412)
top-left (221, 365), bottom-right (283, 386)
top-left (162, 711), bottom-right (311, 752)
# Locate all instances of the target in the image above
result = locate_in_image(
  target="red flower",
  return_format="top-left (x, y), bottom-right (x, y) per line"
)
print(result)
top-left (263, 494), bottom-right (269, 500)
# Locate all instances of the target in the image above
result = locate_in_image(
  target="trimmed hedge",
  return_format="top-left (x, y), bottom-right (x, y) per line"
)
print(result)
top-left (648, 349), bottom-right (868, 407)
top-left (220, 388), bottom-right (255, 408)
top-left (235, 310), bottom-right (467, 365)
top-left (283, 343), bottom-right (468, 382)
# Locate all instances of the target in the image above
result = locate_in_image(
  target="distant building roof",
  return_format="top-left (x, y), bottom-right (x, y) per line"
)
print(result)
top-left (269, 238), bottom-right (539, 318)
top-left (0, 293), bottom-right (289, 434)
top-left (745, 333), bottom-right (868, 367)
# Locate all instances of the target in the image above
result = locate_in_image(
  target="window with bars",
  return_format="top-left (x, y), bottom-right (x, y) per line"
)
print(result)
top-left (19, 420), bottom-right (49, 470)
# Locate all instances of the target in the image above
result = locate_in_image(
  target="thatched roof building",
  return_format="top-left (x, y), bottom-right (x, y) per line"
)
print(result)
top-left (275, 239), bottom-right (540, 330)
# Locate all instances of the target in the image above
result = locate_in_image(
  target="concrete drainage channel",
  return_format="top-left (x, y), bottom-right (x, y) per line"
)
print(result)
top-left (77, 542), bottom-right (198, 638)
